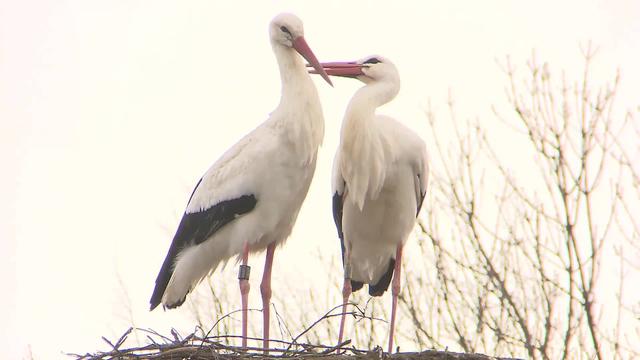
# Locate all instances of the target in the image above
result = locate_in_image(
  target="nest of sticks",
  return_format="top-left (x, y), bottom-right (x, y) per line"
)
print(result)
top-left (70, 327), bottom-right (509, 360)
top-left (70, 306), bottom-right (512, 360)
top-left (71, 326), bottom-right (355, 359)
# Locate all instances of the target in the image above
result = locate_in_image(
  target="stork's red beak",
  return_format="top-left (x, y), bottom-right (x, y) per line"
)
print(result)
top-left (292, 37), bottom-right (332, 86)
top-left (307, 61), bottom-right (365, 78)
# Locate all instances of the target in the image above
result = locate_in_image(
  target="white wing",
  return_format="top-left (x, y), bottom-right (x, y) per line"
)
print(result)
top-left (186, 123), bottom-right (277, 214)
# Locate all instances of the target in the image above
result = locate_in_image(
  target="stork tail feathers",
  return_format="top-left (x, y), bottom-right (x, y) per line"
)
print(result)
top-left (150, 242), bottom-right (182, 310)
top-left (368, 258), bottom-right (395, 296)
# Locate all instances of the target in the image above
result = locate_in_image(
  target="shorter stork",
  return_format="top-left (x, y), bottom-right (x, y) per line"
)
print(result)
top-left (311, 56), bottom-right (428, 353)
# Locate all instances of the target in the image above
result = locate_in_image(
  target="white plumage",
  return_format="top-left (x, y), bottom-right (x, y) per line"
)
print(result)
top-left (313, 55), bottom-right (427, 353)
top-left (163, 85), bottom-right (323, 305)
top-left (150, 13), bottom-right (331, 351)
top-left (335, 114), bottom-right (427, 283)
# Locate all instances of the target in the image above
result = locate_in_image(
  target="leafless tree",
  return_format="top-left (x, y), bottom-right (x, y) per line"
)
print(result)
top-left (399, 45), bottom-right (640, 359)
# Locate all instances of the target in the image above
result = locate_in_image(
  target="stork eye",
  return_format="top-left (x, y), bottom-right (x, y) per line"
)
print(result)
top-left (280, 26), bottom-right (291, 35)
top-left (364, 57), bottom-right (381, 64)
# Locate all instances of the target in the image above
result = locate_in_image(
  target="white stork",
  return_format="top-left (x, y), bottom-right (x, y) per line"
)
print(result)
top-left (149, 13), bottom-right (332, 351)
top-left (311, 56), bottom-right (428, 353)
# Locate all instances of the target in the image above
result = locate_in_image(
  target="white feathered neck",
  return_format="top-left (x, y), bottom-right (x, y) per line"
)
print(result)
top-left (269, 43), bottom-right (324, 164)
top-left (339, 80), bottom-right (399, 209)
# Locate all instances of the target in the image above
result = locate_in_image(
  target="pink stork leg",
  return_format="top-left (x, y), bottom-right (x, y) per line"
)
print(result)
top-left (337, 247), bottom-right (352, 348)
top-left (388, 244), bottom-right (404, 353)
top-left (238, 241), bottom-right (251, 349)
top-left (260, 242), bottom-right (276, 353)
top-left (337, 277), bottom-right (352, 347)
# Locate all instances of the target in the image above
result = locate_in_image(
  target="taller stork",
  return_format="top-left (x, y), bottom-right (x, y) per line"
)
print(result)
top-left (149, 13), bottom-right (332, 352)
top-left (312, 56), bottom-right (428, 353)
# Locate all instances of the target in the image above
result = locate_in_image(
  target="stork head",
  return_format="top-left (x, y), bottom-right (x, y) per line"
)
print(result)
top-left (309, 55), bottom-right (399, 86)
top-left (269, 13), bottom-right (332, 85)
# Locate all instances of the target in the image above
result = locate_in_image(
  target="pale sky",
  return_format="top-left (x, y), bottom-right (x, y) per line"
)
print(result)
top-left (2, 1), bottom-right (639, 359)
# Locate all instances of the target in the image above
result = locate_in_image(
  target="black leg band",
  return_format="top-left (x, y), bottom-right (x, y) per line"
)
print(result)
top-left (238, 264), bottom-right (251, 280)
top-left (344, 264), bottom-right (352, 279)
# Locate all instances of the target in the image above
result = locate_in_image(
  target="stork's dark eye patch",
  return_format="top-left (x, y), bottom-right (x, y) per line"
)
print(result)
top-left (280, 26), bottom-right (291, 35)
top-left (364, 57), bottom-right (381, 64)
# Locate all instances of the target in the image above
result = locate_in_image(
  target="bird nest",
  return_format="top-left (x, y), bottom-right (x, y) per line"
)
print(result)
top-left (70, 327), bottom-right (508, 360)
top-left (70, 306), bottom-right (512, 360)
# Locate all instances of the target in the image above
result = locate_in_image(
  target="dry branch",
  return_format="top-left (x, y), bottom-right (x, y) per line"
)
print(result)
top-left (71, 327), bottom-right (517, 360)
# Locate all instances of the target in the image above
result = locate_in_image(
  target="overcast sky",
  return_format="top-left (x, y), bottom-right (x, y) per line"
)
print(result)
top-left (2, 1), bottom-right (639, 358)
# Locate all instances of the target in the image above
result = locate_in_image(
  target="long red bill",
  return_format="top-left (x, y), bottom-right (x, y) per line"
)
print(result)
top-left (308, 61), bottom-right (364, 78)
top-left (292, 37), bottom-right (333, 86)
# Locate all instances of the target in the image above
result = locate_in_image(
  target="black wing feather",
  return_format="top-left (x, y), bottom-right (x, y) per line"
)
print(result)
top-left (332, 189), bottom-right (364, 292)
top-left (332, 190), bottom-right (345, 258)
top-left (369, 258), bottom-right (395, 296)
top-left (416, 173), bottom-right (426, 216)
top-left (149, 179), bottom-right (257, 310)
